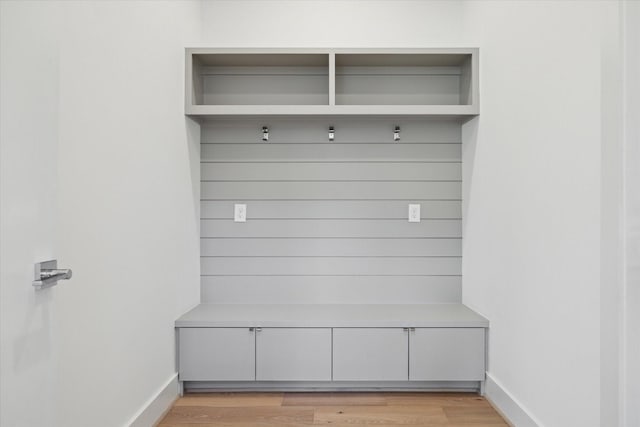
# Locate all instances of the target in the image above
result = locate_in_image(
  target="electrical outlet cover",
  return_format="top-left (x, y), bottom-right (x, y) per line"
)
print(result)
top-left (234, 204), bottom-right (247, 222)
top-left (408, 204), bottom-right (421, 222)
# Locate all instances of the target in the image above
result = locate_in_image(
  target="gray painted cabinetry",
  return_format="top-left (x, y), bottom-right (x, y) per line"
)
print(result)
top-left (178, 328), bottom-right (254, 381)
top-left (410, 328), bottom-right (486, 381)
top-left (333, 328), bottom-right (409, 381)
top-left (332, 327), bottom-right (486, 382)
top-left (178, 49), bottom-right (487, 392)
top-left (186, 48), bottom-right (479, 116)
top-left (176, 304), bottom-right (488, 392)
top-left (256, 328), bottom-right (332, 381)
top-left (178, 324), bottom-right (487, 388)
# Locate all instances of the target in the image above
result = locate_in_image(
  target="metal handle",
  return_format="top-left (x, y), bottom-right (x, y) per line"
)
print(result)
top-left (403, 327), bottom-right (409, 332)
top-left (33, 260), bottom-right (72, 290)
top-left (255, 327), bottom-right (262, 332)
top-left (40, 269), bottom-right (72, 280)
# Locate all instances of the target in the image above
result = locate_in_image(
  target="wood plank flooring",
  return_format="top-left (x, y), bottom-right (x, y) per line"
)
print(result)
top-left (158, 392), bottom-right (508, 426)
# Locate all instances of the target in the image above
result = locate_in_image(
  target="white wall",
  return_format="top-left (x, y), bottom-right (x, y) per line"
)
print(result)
top-left (55, 2), bottom-right (202, 425)
top-left (1, 3), bottom-right (62, 426)
top-left (600, 2), bottom-right (625, 425)
top-left (200, 0), bottom-right (466, 48)
top-left (461, 2), bottom-right (623, 427)
top-left (623, 2), bottom-right (640, 425)
top-left (0, 1), bottom-right (202, 426)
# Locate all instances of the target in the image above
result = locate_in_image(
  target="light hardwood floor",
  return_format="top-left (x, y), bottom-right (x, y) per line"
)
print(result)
top-left (157, 392), bottom-right (509, 426)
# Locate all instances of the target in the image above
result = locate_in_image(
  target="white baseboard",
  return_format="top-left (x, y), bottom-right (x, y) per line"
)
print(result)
top-left (484, 373), bottom-right (541, 427)
top-left (127, 373), bottom-right (179, 427)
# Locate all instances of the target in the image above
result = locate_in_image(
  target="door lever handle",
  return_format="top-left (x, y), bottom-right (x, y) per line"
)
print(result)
top-left (39, 269), bottom-right (72, 280)
top-left (33, 260), bottom-right (73, 290)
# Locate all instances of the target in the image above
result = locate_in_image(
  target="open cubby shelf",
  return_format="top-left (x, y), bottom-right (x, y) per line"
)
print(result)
top-left (186, 49), bottom-right (479, 117)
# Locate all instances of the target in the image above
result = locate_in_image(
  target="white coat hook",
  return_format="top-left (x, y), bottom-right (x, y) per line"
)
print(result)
top-left (328, 126), bottom-right (335, 142)
top-left (393, 126), bottom-right (401, 142)
top-left (262, 126), bottom-right (269, 142)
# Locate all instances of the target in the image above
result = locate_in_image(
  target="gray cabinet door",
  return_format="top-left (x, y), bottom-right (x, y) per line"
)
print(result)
top-left (178, 328), bottom-right (255, 381)
top-left (256, 328), bottom-right (332, 381)
top-left (409, 328), bottom-right (485, 381)
top-left (333, 328), bottom-right (409, 381)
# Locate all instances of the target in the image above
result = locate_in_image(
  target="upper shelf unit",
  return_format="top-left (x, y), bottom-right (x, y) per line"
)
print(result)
top-left (185, 48), bottom-right (478, 117)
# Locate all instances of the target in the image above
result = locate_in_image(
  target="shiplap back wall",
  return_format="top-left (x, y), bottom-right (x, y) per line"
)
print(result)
top-left (200, 118), bottom-right (462, 304)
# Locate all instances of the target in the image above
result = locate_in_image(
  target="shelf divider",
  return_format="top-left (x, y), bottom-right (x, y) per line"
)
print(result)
top-left (329, 53), bottom-right (336, 106)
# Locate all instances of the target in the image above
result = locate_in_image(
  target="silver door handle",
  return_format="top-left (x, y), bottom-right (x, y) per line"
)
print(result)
top-left (40, 269), bottom-right (72, 280)
top-left (33, 260), bottom-right (72, 290)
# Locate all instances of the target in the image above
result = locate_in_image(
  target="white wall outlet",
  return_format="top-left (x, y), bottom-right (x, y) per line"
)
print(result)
top-left (408, 204), bottom-right (421, 222)
top-left (234, 204), bottom-right (247, 222)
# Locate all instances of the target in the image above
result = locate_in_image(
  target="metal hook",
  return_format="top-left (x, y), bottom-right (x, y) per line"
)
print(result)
top-left (262, 126), bottom-right (269, 142)
top-left (393, 126), bottom-right (400, 142)
top-left (328, 126), bottom-right (335, 142)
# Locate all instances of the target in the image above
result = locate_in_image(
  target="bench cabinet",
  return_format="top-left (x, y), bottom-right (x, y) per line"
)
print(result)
top-left (176, 303), bottom-right (489, 392)
top-left (410, 327), bottom-right (486, 381)
top-left (333, 328), bottom-right (409, 381)
top-left (256, 327), bottom-right (332, 381)
top-left (178, 327), bottom-right (255, 381)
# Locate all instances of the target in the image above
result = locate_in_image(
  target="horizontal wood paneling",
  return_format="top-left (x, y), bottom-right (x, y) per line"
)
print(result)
top-left (201, 162), bottom-right (461, 181)
top-left (337, 75), bottom-right (461, 105)
top-left (200, 276), bottom-right (461, 304)
top-left (203, 74), bottom-right (329, 105)
top-left (201, 143), bottom-right (460, 162)
top-left (201, 181), bottom-right (460, 200)
top-left (336, 66), bottom-right (462, 75)
top-left (201, 66), bottom-right (329, 75)
top-left (201, 118), bottom-right (460, 144)
top-left (201, 238), bottom-right (461, 257)
top-left (200, 118), bottom-right (462, 304)
top-left (201, 219), bottom-right (461, 238)
top-left (201, 200), bottom-right (461, 219)
top-left (201, 257), bottom-right (461, 276)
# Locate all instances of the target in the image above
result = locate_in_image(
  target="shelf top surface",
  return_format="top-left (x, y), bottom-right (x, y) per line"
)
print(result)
top-left (190, 49), bottom-right (476, 68)
top-left (186, 105), bottom-right (479, 118)
top-left (187, 47), bottom-right (478, 55)
top-left (175, 303), bottom-right (489, 328)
